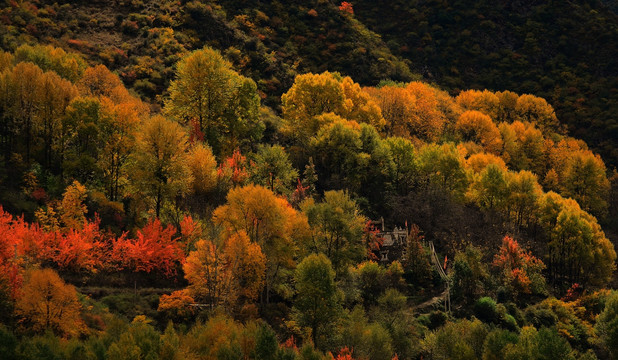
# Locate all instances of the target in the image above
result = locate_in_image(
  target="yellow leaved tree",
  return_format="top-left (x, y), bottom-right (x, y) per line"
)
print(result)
top-left (16, 268), bottom-right (84, 337)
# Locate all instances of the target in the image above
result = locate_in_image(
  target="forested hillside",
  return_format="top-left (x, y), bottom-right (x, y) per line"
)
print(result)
top-left (3, 0), bottom-right (616, 167)
top-left (353, 0), bottom-right (618, 167)
top-left (1, 1), bottom-right (618, 359)
top-left (0, 0), bottom-right (413, 107)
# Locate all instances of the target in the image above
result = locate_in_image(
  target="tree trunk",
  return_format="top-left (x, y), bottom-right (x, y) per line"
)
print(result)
top-left (156, 186), bottom-right (162, 217)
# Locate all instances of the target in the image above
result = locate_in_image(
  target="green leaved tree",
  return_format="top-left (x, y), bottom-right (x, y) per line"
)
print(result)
top-left (292, 253), bottom-right (341, 350)
top-left (166, 46), bottom-right (263, 157)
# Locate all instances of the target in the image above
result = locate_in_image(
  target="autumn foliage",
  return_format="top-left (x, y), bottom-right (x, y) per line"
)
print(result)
top-left (364, 221), bottom-right (383, 261)
top-left (493, 236), bottom-right (545, 297)
top-left (365, 82), bottom-right (450, 142)
top-left (161, 230), bottom-right (266, 314)
top-left (339, 2), bottom-right (354, 14)
top-left (16, 268), bottom-right (83, 337)
top-left (331, 347), bottom-right (355, 360)
top-left (0, 38), bottom-right (616, 359)
top-left (217, 149), bottom-right (249, 186)
top-left (111, 218), bottom-right (183, 276)
top-left (0, 206), bottom-right (186, 277)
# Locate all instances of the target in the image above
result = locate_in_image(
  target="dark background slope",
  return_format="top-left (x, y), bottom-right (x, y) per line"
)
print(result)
top-left (0, 0), bottom-right (413, 108)
top-left (353, 0), bottom-right (618, 167)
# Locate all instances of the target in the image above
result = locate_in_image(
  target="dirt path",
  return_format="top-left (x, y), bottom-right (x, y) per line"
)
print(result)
top-left (414, 288), bottom-right (448, 312)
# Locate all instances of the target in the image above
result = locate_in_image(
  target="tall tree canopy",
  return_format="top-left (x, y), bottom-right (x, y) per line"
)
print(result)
top-left (166, 46), bottom-right (263, 157)
top-left (281, 71), bottom-right (384, 148)
top-left (213, 184), bottom-right (310, 301)
top-left (301, 190), bottom-right (366, 277)
top-left (292, 253), bottom-right (340, 350)
top-left (15, 268), bottom-right (83, 337)
top-left (129, 115), bottom-right (191, 217)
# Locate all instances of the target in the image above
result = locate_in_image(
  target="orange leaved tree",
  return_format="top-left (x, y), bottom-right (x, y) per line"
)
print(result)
top-left (183, 239), bottom-right (231, 310)
top-left (15, 268), bottom-right (83, 337)
top-left (213, 184), bottom-right (310, 303)
top-left (179, 230), bottom-right (266, 311)
top-left (493, 236), bottom-right (546, 299)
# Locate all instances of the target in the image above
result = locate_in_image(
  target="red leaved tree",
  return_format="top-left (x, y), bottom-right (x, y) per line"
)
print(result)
top-left (330, 347), bottom-right (355, 360)
top-left (218, 149), bottom-right (249, 186)
top-left (0, 209), bottom-right (22, 297)
top-left (52, 218), bottom-right (109, 273)
top-left (0, 206), bottom-right (112, 274)
top-left (363, 221), bottom-right (383, 261)
top-left (112, 218), bottom-right (183, 277)
top-left (339, 2), bottom-right (354, 15)
top-left (493, 236), bottom-right (546, 298)
top-left (179, 215), bottom-right (202, 254)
